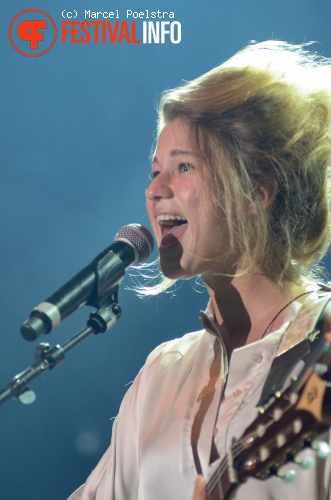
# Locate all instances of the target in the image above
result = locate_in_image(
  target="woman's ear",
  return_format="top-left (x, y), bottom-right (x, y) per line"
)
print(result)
top-left (249, 179), bottom-right (278, 214)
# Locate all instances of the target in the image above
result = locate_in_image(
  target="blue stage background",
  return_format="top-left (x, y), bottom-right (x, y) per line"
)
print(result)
top-left (1, 1), bottom-right (331, 498)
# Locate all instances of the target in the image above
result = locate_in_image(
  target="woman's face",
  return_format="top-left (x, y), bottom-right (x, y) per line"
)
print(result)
top-left (146, 119), bottom-right (230, 280)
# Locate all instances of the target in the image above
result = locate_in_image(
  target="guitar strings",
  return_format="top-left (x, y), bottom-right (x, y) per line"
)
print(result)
top-left (206, 395), bottom-right (295, 495)
top-left (207, 417), bottom-right (294, 495)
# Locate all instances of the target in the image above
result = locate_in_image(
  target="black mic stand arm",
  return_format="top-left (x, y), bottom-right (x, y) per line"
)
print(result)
top-left (0, 291), bottom-right (121, 406)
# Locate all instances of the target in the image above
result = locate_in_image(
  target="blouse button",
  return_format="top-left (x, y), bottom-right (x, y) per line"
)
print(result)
top-left (252, 353), bottom-right (263, 363)
top-left (233, 389), bottom-right (242, 397)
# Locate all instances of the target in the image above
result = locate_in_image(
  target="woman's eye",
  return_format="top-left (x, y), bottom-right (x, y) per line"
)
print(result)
top-left (179, 162), bottom-right (194, 173)
top-left (149, 170), bottom-right (159, 181)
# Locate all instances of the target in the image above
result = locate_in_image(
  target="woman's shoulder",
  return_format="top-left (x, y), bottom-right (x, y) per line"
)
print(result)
top-left (144, 328), bottom-right (208, 367)
top-left (120, 329), bottom-right (211, 416)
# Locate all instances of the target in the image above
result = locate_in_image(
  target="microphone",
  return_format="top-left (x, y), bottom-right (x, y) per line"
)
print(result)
top-left (20, 224), bottom-right (154, 341)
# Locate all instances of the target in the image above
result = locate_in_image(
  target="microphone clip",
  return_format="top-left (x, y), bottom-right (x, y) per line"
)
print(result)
top-left (87, 288), bottom-right (122, 333)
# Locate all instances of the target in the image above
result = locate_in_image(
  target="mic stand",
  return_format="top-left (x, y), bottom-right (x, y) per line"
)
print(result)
top-left (0, 290), bottom-right (121, 406)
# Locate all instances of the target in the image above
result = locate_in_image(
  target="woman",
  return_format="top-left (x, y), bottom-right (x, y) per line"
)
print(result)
top-left (70, 41), bottom-right (331, 499)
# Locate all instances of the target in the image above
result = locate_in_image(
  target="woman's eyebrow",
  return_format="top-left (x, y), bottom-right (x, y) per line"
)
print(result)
top-left (152, 149), bottom-right (199, 165)
top-left (170, 149), bottom-right (197, 157)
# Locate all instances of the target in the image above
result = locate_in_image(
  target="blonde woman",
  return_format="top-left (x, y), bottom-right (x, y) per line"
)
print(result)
top-left (70, 41), bottom-right (331, 500)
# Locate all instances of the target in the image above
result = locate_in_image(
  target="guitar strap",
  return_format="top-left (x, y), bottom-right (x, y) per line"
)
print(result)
top-left (257, 285), bottom-right (331, 407)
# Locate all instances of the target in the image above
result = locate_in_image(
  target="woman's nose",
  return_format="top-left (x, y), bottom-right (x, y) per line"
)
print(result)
top-left (145, 172), bottom-right (173, 200)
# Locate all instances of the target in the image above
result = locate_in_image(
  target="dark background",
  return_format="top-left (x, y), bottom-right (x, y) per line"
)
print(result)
top-left (1, 1), bottom-right (331, 498)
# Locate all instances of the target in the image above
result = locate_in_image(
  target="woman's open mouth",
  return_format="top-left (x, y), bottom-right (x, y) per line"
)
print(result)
top-left (156, 215), bottom-right (188, 248)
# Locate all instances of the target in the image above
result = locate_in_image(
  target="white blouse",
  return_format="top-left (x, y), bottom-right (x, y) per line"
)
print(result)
top-left (69, 296), bottom-right (331, 499)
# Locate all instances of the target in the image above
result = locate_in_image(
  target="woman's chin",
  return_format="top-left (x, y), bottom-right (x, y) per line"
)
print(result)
top-left (160, 261), bottom-right (184, 280)
top-left (160, 257), bottom-right (199, 281)
top-left (159, 240), bottom-right (206, 280)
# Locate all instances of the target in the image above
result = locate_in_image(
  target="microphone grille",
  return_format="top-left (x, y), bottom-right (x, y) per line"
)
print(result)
top-left (115, 224), bottom-right (154, 264)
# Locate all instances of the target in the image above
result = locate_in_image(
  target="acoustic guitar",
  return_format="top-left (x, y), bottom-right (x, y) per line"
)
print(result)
top-left (205, 333), bottom-right (331, 499)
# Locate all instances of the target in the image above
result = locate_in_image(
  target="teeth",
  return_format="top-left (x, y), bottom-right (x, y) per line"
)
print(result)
top-left (156, 215), bottom-right (187, 224)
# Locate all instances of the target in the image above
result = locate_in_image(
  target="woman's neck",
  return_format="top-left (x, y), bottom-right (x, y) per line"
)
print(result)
top-left (205, 271), bottom-right (308, 355)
